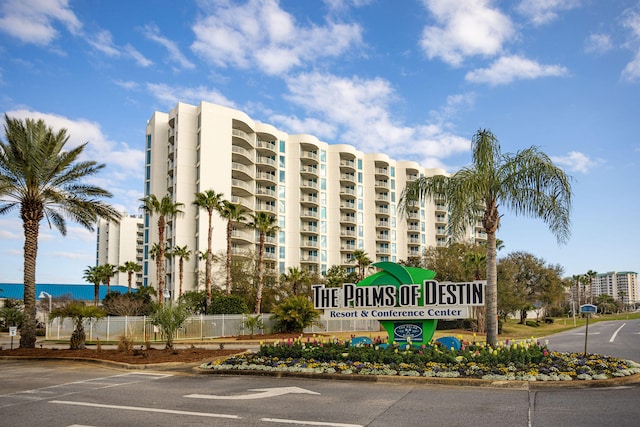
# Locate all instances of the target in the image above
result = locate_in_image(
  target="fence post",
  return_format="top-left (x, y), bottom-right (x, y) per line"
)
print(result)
top-left (200, 314), bottom-right (203, 340)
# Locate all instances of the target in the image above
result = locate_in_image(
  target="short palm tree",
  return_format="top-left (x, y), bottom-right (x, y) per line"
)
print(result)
top-left (400, 129), bottom-right (572, 346)
top-left (193, 190), bottom-right (224, 308)
top-left (169, 245), bottom-right (191, 297)
top-left (99, 263), bottom-right (117, 294)
top-left (119, 261), bottom-right (142, 293)
top-left (282, 266), bottom-right (310, 296)
top-left (50, 302), bottom-right (106, 349)
top-left (248, 211), bottom-right (279, 313)
top-left (0, 116), bottom-right (120, 347)
top-left (83, 265), bottom-right (104, 306)
top-left (140, 194), bottom-right (184, 303)
top-left (219, 200), bottom-right (247, 295)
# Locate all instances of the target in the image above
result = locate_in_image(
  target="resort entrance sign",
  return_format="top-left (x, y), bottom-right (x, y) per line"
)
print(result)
top-left (312, 262), bottom-right (485, 345)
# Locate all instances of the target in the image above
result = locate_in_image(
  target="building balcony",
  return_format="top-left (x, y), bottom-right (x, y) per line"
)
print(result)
top-left (255, 170), bottom-right (276, 184)
top-left (340, 173), bottom-right (355, 183)
top-left (231, 145), bottom-right (253, 162)
top-left (375, 180), bottom-right (389, 189)
top-left (231, 229), bottom-right (253, 243)
top-left (232, 128), bottom-right (254, 147)
top-left (339, 159), bottom-right (356, 171)
top-left (231, 195), bottom-right (254, 211)
top-left (340, 243), bottom-right (356, 251)
top-left (376, 220), bottom-right (390, 229)
top-left (435, 215), bottom-right (447, 224)
top-left (340, 214), bottom-right (356, 224)
top-left (255, 186), bottom-right (277, 200)
top-left (301, 240), bottom-right (319, 249)
top-left (256, 139), bottom-right (277, 154)
top-left (340, 229), bottom-right (356, 237)
top-left (377, 247), bottom-right (390, 254)
top-left (301, 180), bottom-right (319, 190)
top-left (300, 164), bottom-right (319, 177)
top-left (340, 187), bottom-right (356, 196)
top-left (255, 202), bottom-right (276, 213)
top-left (301, 194), bottom-right (319, 206)
top-left (301, 210), bottom-right (319, 219)
top-left (376, 233), bottom-right (390, 241)
top-left (256, 156), bottom-right (277, 170)
top-left (300, 255), bottom-right (319, 263)
top-left (232, 162), bottom-right (254, 180)
top-left (340, 201), bottom-right (356, 211)
top-left (301, 223), bottom-right (319, 234)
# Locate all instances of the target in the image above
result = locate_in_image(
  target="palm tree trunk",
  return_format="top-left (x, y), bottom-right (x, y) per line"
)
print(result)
top-left (255, 234), bottom-right (265, 314)
top-left (226, 221), bottom-right (232, 295)
top-left (157, 216), bottom-right (165, 303)
top-left (20, 217), bottom-right (39, 348)
top-left (179, 258), bottom-right (184, 297)
top-left (128, 272), bottom-right (133, 293)
top-left (94, 282), bottom-right (99, 306)
top-left (205, 211), bottom-right (213, 309)
top-left (485, 230), bottom-right (498, 346)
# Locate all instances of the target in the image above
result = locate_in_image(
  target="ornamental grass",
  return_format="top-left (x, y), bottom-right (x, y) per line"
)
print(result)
top-left (200, 335), bottom-right (640, 381)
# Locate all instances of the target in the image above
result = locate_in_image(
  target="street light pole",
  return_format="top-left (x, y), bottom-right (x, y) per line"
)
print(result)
top-left (38, 291), bottom-right (52, 313)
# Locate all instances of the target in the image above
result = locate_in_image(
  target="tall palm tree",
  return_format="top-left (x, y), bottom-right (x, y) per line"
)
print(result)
top-left (586, 269), bottom-right (597, 304)
top-left (169, 245), bottom-right (191, 297)
top-left (350, 249), bottom-right (372, 282)
top-left (140, 194), bottom-right (184, 303)
top-left (99, 263), bottom-right (117, 294)
top-left (83, 265), bottom-right (104, 307)
top-left (193, 190), bottom-right (224, 308)
top-left (400, 129), bottom-right (572, 346)
top-left (248, 211), bottom-right (279, 313)
top-left (0, 116), bottom-right (120, 348)
top-left (219, 200), bottom-right (247, 295)
top-left (119, 261), bottom-right (142, 293)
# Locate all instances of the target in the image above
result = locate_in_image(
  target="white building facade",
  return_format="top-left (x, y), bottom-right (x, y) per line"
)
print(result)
top-left (143, 102), bottom-right (485, 297)
top-left (96, 215), bottom-right (144, 288)
top-left (591, 271), bottom-right (639, 306)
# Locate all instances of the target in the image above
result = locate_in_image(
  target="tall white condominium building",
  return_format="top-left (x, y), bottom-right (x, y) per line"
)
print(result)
top-left (144, 102), bottom-right (485, 297)
top-left (591, 271), bottom-right (639, 306)
top-left (96, 215), bottom-right (144, 288)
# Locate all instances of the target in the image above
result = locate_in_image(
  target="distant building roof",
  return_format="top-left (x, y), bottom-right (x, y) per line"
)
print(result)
top-left (0, 283), bottom-right (130, 301)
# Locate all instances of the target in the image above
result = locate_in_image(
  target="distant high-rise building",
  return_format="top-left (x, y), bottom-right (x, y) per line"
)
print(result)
top-left (142, 101), bottom-right (485, 298)
top-left (590, 271), bottom-right (639, 306)
top-left (96, 214), bottom-right (144, 288)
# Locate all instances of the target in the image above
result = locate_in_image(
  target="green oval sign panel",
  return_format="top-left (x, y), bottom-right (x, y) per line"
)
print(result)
top-left (313, 262), bottom-right (486, 345)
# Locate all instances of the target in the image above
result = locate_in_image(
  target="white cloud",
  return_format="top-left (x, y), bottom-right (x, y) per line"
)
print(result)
top-left (621, 10), bottom-right (640, 81)
top-left (146, 83), bottom-right (237, 109)
top-left (275, 72), bottom-right (470, 167)
top-left (465, 55), bottom-right (568, 85)
top-left (584, 33), bottom-right (613, 54)
top-left (3, 109), bottom-right (145, 193)
top-left (516, 0), bottom-right (581, 26)
top-left (551, 151), bottom-right (600, 173)
top-left (420, 0), bottom-right (514, 66)
top-left (0, 0), bottom-right (81, 45)
top-left (142, 24), bottom-right (195, 70)
top-left (191, 0), bottom-right (362, 75)
top-left (88, 29), bottom-right (153, 67)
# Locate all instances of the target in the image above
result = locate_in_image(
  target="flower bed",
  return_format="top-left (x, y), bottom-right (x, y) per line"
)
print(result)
top-left (200, 335), bottom-right (640, 381)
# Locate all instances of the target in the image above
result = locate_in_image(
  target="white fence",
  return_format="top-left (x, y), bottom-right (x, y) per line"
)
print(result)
top-left (43, 314), bottom-right (381, 342)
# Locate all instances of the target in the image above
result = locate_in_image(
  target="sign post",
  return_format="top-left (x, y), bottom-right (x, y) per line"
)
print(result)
top-left (9, 326), bottom-right (17, 350)
top-left (580, 304), bottom-right (597, 355)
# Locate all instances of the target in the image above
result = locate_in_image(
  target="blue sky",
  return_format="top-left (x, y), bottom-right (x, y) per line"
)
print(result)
top-left (0, 0), bottom-right (639, 284)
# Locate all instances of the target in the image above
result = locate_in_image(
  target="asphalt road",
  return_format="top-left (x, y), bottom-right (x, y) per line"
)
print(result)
top-left (0, 358), bottom-right (639, 427)
top-left (545, 317), bottom-right (640, 361)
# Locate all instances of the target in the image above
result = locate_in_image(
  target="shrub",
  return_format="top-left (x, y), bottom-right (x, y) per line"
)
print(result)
top-left (148, 302), bottom-right (190, 350)
top-left (49, 302), bottom-right (106, 349)
top-left (272, 296), bottom-right (321, 333)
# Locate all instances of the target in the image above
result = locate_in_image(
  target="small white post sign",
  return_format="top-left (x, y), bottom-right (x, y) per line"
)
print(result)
top-left (9, 326), bottom-right (17, 350)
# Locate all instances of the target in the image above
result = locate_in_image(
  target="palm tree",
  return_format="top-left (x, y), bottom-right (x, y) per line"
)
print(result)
top-left (219, 200), bottom-right (247, 295)
top-left (193, 190), bottom-right (224, 308)
top-left (0, 116), bottom-right (121, 347)
top-left (140, 194), bottom-right (184, 303)
top-left (586, 269), bottom-right (597, 304)
top-left (282, 266), bottom-right (310, 296)
top-left (350, 249), bottom-right (372, 282)
top-left (99, 263), bottom-right (117, 294)
top-left (400, 129), bottom-right (572, 346)
top-left (464, 248), bottom-right (487, 333)
top-left (83, 265), bottom-right (103, 306)
top-left (248, 211), bottom-right (279, 313)
top-left (169, 245), bottom-right (191, 297)
top-left (119, 261), bottom-right (142, 293)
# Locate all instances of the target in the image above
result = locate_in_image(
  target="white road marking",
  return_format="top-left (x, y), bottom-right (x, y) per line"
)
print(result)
top-left (262, 418), bottom-right (362, 427)
top-left (610, 323), bottom-right (626, 342)
top-left (185, 386), bottom-right (321, 400)
top-left (50, 400), bottom-right (240, 419)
